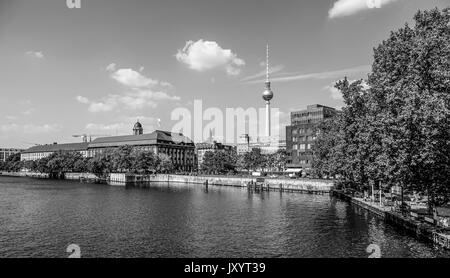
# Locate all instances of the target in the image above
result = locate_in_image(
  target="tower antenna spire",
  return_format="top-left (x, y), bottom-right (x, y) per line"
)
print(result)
top-left (266, 44), bottom-right (270, 83)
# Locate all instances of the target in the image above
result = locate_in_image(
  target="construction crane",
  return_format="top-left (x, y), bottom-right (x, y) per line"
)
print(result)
top-left (240, 134), bottom-right (251, 150)
top-left (72, 134), bottom-right (109, 143)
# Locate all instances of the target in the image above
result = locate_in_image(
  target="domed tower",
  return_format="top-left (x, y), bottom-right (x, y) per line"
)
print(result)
top-left (262, 45), bottom-right (274, 137)
top-left (133, 120), bottom-right (143, 135)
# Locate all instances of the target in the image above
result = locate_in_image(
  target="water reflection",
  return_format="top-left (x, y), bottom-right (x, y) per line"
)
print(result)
top-left (0, 176), bottom-right (449, 258)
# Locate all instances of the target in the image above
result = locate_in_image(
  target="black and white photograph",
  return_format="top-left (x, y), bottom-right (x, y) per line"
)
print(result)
top-left (0, 0), bottom-right (449, 265)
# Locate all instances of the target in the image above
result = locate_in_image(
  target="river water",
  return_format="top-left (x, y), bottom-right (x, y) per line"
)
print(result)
top-left (0, 176), bottom-right (449, 258)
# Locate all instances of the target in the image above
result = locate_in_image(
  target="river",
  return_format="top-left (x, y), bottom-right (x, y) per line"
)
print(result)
top-left (0, 176), bottom-right (448, 258)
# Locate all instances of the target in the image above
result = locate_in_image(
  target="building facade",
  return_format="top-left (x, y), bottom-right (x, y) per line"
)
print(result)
top-left (88, 129), bottom-right (196, 172)
top-left (21, 143), bottom-right (89, 161)
top-left (286, 104), bottom-right (337, 170)
top-left (20, 122), bottom-right (196, 172)
top-left (1, 148), bottom-right (23, 162)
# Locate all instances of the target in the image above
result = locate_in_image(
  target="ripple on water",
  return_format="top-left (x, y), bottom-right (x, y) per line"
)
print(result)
top-left (0, 176), bottom-right (449, 258)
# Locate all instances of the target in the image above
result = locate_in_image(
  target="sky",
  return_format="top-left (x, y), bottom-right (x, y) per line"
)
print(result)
top-left (0, 0), bottom-right (448, 147)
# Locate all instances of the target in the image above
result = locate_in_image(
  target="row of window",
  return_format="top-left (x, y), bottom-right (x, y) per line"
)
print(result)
top-left (292, 144), bottom-right (313, 151)
top-left (291, 128), bottom-right (317, 135)
top-left (292, 136), bottom-right (317, 142)
top-left (21, 147), bottom-right (196, 166)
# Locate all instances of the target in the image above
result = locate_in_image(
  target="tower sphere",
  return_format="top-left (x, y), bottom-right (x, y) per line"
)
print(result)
top-left (262, 88), bottom-right (274, 102)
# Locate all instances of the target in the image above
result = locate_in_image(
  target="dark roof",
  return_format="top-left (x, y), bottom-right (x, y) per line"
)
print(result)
top-left (196, 143), bottom-right (215, 150)
top-left (88, 130), bottom-right (194, 148)
top-left (22, 143), bottom-right (89, 154)
top-left (196, 142), bottom-right (235, 150)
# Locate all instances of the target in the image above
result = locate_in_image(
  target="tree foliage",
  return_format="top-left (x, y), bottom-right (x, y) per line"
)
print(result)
top-left (312, 8), bottom-right (450, 206)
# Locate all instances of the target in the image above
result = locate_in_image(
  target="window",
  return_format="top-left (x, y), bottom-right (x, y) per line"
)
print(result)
top-left (299, 144), bottom-right (306, 151)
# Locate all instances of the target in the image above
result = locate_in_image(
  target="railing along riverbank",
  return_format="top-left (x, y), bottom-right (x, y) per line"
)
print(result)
top-left (331, 190), bottom-right (450, 250)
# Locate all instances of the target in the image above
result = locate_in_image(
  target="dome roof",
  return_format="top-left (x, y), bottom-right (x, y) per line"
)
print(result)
top-left (262, 89), bottom-right (274, 101)
top-left (133, 121), bottom-right (143, 129)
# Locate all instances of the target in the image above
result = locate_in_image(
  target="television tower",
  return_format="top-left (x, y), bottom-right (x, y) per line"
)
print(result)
top-left (262, 45), bottom-right (274, 137)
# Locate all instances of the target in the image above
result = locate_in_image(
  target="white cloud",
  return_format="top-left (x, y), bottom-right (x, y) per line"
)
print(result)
top-left (25, 51), bottom-right (44, 59)
top-left (245, 65), bottom-right (370, 84)
top-left (22, 108), bottom-right (35, 115)
top-left (241, 65), bottom-right (285, 82)
top-left (79, 89), bottom-right (180, 113)
top-left (78, 66), bottom-right (179, 113)
top-left (328, 0), bottom-right (398, 19)
top-left (324, 85), bottom-right (344, 100)
top-left (86, 123), bottom-right (129, 134)
top-left (86, 117), bottom-right (156, 135)
top-left (106, 63), bottom-right (116, 72)
top-left (76, 96), bottom-right (90, 104)
top-left (323, 79), bottom-right (370, 100)
top-left (0, 123), bottom-right (61, 134)
top-left (176, 39), bottom-right (245, 75)
top-left (5, 115), bottom-right (18, 121)
top-left (160, 81), bottom-right (174, 88)
top-left (111, 68), bottom-right (159, 88)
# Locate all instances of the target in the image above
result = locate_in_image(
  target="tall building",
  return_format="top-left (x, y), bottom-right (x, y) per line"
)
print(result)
top-left (262, 44), bottom-right (274, 138)
top-left (286, 104), bottom-right (337, 170)
top-left (0, 148), bottom-right (23, 162)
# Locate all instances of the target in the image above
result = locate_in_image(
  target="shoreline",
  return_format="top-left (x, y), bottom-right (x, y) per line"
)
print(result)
top-left (331, 190), bottom-right (450, 250)
top-left (2, 172), bottom-right (448, 251)
top-left (1, 171), bottom-right (334, 194)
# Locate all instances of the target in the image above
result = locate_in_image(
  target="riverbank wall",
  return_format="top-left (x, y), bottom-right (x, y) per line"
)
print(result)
top-left (0, 171), bottom-right (334, 193)
top-left (331, 190), bottom-right (450, 250)
top-left (1, 172), bottom-right (334, 194)
top-left (110, 173), bottom-right (334, 194)
top-left (1, 171), bottom-right (49, 178)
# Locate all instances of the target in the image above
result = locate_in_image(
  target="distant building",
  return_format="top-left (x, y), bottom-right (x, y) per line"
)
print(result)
top-left (20, 121), bottom-right (196, 172)
top-left (235, 139), bottom-right (285, 155)
top-left (21, 143), bottom-right (89, 161)
top-left (286, 104), bottom-right (337, 170)
top-left (196, 141), bottom-right (236, 169)
top-left (0, 148), bottom-right (23, 162)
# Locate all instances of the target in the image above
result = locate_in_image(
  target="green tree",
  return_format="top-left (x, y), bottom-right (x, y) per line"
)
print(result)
top-left (155, 153), bottom-right (174, 173)
top-left (368, 8), bottom-right (450, 206)
top-left (201, 150), bottom-right (237, 174)
top-left (312, 8), bottom-right (450, 206)
top-left (111, 146), bottom-right (135, 173)
top-left (4, 153), bottom-right (22, 172)
top-left (133, 150), bottom-right (156, 174)
top-left (87, 150), bottom-right (114, 178)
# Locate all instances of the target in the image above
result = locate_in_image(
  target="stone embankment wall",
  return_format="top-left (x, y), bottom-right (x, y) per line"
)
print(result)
top-left (111, 174), bottom-right (334, 193)
top-left (1, 171), bottom-right (49, 178)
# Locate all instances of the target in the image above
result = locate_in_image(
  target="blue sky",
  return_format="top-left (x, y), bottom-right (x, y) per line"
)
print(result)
top-left (0, 0), bottom-right (448, 147)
